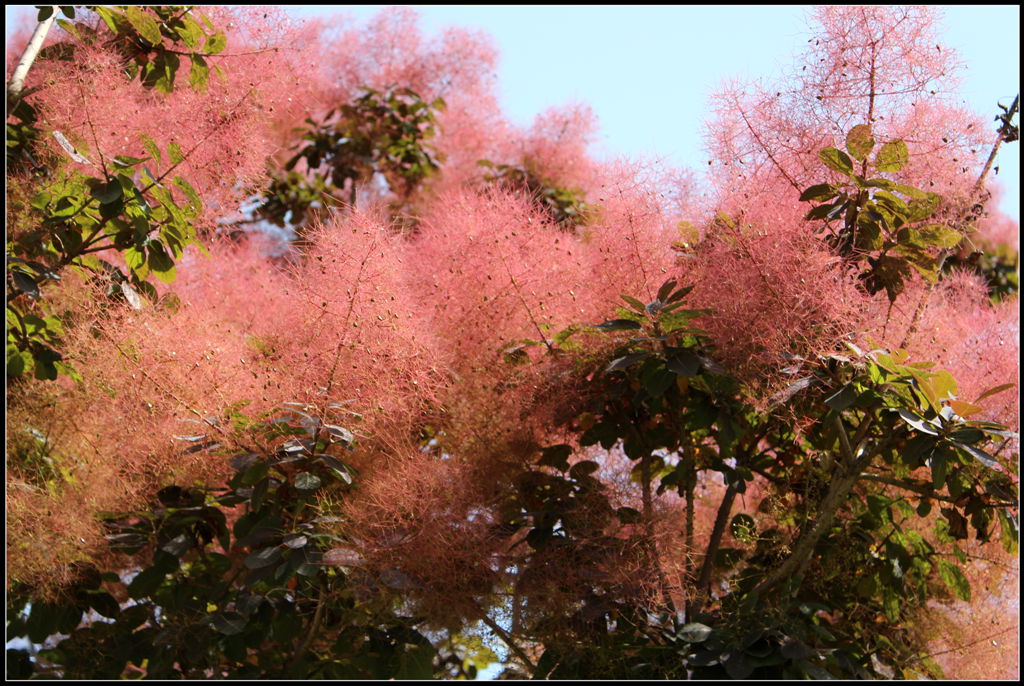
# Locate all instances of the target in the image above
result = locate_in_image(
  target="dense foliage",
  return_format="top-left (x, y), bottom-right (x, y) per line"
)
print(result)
top-left (6, 5), bottom-right (1019, 680)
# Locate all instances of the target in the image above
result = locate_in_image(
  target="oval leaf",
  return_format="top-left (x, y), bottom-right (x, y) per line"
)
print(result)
top-left (845, 124), bottom-right (875, 161)
top-left (819, 147), bottom-right (854, 176)
top-left (244, 546), bottom-right (283, 569)
top-left (125, 6), bottom-right (162, 46)
top-left (678, 622), bottom-right (713, 643)
top-left (294, 471), bottom-right (322, 493)
top-left (876, 139), bottom-right (909, 172)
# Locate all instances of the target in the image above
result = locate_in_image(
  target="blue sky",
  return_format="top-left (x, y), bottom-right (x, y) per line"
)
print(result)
top-left (6, 5), bottom-right (1020, 221)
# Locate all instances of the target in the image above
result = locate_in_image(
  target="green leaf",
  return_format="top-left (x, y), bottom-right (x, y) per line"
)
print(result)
top-left (55, 17), bottom-right (79, 38)
top-left (125, 6), bottom-right (162, 46)
top-left (799, 183), bottom-right (839, 202)
top-left (666, 351), bottom-right (701, 377)
top-left (596, 319), bottom-right (643, 332)
top-left (178, 17), bottom-right (204, 49)
top-left (147, 242), bottom-right (176, 283)
top-left (244, 546), bottom-right (283, 569)
top-left (846, 124), bottom-right (875, 161)
top-left (92, 178), bottom-right (123, 205)
top-left (997, 510), bottom-right (1018, 554)
top-left (876, 140), bottom-right (909, 172)
top-left (396, 642), bottom-right (437, 680)
top-left (211, 612), bottom-right (248, 636)
top-left (569, 460), bottom-right (600, 478)
top-left (954, 442), bottom-right (999, 470)
top-left (128, 566), bottom-right (167, 599)
top-left (139, 134), bottom-right (162, 166)
top-left (205, 31), bottom-right (227, 55)
top-left (656, 278), bottom-right (677, 302)
top-left (895, 408), bottom-right (939, 435)
top-left (7, 346), bottom-right (28, 378)
top-left (167, 141), bottom-right (185, 164)
top-left (905, 192), bottom-right (941, 222)
top-left (620, 295), bottom-right (646, 313)
top-left (915, 224), bottom-right (961, 248)
top-left (189, 54), bottom-right (209, 92)
top-left (936, 559), bottom-right (971, 601)
top-left (894, 244), bottom-right (939, 281)
top-left (94, 6), bottom-right (124, 33)
top-left (539, 444), bottom-right (572, 471)
top-left (819, 147), bottom-right (854, 176)
top-left (294, 471), bottom-right (322, 493)
top-left (37, 7), bottom-right (55, 22)
top-left (973, 383), bottom-right (1015, 404)
top-left (824, 383), bottom-right (858, 410)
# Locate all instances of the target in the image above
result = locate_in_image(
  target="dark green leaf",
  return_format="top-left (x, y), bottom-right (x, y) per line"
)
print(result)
top-left (656, 278), bottom-right (677, 302)
top-left (616, 506), bottom-right (641, 523)
top-left (294, 471), bottom-right (322, 493)
top-left (620, 295), bottom-right (646, 313)
top-left (244, 546), bottom-right (283, 569)
top-left (128, 566), bottom-right (166, 599)
top-left (539, 444), bottom-right (572, 471)
top-left (11, 271), bottom-right (40, 298)
top-left (282, 533), bottom-right (308, 549)
top-left (211, 612), bottom-right (248, 636)
top-left (824, 383), bottom-right (858, 410)
top-left (569, 460), bottom-right (600, 478)
top-left (667, 351), bottom-right (701, 377)
top-left (953, 442), bottom-right (999, 469)
top-left (819, 147), bottom-right (854, 175)
top-left (799, 183), bottom-right (839, 202)
top-left (606, 352), bottom-right (650, 371)
top-left (805, 199), bottom-right (847, 221)
top-left (596, 319), bottom-right (643, 332)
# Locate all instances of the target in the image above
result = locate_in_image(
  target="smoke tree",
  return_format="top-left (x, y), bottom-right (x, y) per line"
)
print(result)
top-left (6, 5), bottom-right (1018, 680)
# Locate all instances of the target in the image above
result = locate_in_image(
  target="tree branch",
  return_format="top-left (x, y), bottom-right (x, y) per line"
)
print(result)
top-left (7, 7), bottom-right (56, 114)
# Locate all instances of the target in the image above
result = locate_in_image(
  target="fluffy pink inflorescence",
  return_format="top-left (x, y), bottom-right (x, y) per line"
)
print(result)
top-left (705, 6), bottom-right (993, 222)
top-left (25, 6), bottom-right (312, 227)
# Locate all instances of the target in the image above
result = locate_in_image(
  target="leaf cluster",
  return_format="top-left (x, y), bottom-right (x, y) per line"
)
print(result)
top-left (802, 124), bottom-right (962, 302)
top-left (255, 87), bottom-right (446, 228)
top-left (7, 136), bottom-right (205, 381)
top-left (6, 406), bottom-right (443, 679)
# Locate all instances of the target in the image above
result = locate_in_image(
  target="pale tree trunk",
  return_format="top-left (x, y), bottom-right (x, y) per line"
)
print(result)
top-left (7, 7), bottom-right (57, 114)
